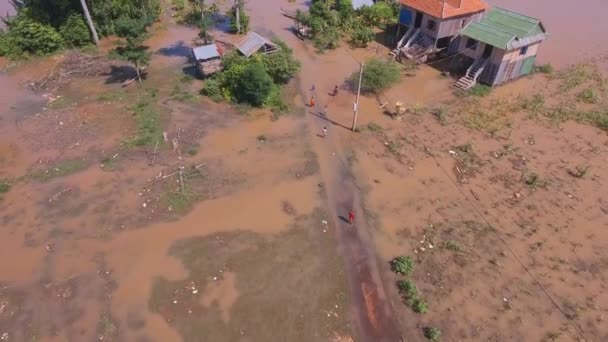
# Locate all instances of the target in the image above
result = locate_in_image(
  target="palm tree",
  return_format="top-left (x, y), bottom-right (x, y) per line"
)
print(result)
top-left (80, 0), bottom-right (99, 45)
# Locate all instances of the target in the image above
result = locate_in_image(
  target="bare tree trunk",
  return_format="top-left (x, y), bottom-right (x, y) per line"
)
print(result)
top-left (200, 0), bottom-right (205, 22)
top-left (135, 61), bottom-right (142, 84)
top-left (80, 0), bottom-right (99, 45)
top-left (235, 1), bottom-right (241, 35)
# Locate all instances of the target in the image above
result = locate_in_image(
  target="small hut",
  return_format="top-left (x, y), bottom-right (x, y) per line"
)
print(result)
top-left (236, 31), bottom-right (280, 58)
top-left (192, 43), bottom-right (224, 77)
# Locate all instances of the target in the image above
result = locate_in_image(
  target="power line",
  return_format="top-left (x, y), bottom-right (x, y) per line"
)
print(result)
top-left (341, 46), bottom-right (588, 341)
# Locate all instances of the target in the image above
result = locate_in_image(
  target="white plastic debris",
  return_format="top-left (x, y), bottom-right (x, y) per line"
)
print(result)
top-left (322, 220), bottom-right (328, 225)
top-left (173, 300), bottom-right (178, 304)
top-left (428, 244), bottom-right (434, 249)
top-left (448, 150), bottom-right (456, 155)
top-left (142, 203), bottom-right (147, 208)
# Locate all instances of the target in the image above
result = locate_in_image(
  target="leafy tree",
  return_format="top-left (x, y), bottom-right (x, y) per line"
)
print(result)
top-left (359, 2), bottom-right (394, 26)
top-left (228, 0), bottom-right (249, 34)
top-left (350, 25), bottom-right (374, 47)
top-left (59, 13), bottom-right (91, 47)
top-left (313, 26), bottom-right (341, 51)
top-left (0, 15), bottom-right (64, 56)
top-left (261, 40), bottom-right (300, 84)
top-left (350, 58), bottom-right (401, 93)
top-left (234, 63), bottom-right (273, 106)
top-left (115, 18), bottom-right (150, 83)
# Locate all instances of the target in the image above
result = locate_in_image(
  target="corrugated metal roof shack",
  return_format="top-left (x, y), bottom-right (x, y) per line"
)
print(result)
top-left (192, 43), bottom-right (224, 77)
top-left (236, 32), bottom-right (280, 58)
top-left (458, 7), bottom-right (547, 86)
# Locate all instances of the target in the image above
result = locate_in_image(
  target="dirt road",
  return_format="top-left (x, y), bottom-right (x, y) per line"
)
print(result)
top-left (248, 2), bottom-right (402, 340)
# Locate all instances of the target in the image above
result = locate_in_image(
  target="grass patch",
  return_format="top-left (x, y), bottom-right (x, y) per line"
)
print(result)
top-left (556, 63), bottom-right (603, 91)
top-left (170, 84), bottom-right (198, 103)
top-left (257, 135), bottom-right (267, 143)
top-left (465, 110), bottom-right (510, 135)
top-left (100, 153), bottom-right (120, 171)
top-left (186, 145), bottom-right (199, 156)
top-left (162, 190), bottom-right (195, 213)
top-left (518, 94), bottom-right (546, 118)
top-left (580, 109), bottom-right (608, 131)
top-left (97, 91), bottom-right (125, 103)
top-left (577, 88), bottom-right (600, 104)
top-left (567, 165), bottom-right (589, 178)
top-left (432, 107), bottom-right (448, 125)
top-left (0, 180), bottom-right (10, 193)
top-left (521, 170), bottom-right (548, 189)
top-left (456, 142), bottom-right (473, 154)
top-left (467, 84), bottom-right (491, 97)
top-left (423, 326), bottom-right (442, 341)
top-left (366, 122), bottom-right (383, 133)
top-left (180, 74), bottom-right (195, 83)
top-left (535, 63), bottom-right (554, 75)
top-left (31, 159), bottom-right (87, 181)
top-left (47, 96), bottom-right (76, 110)
top-left (390, 256), bottom-right (414, 276)
top-left (123, 89), bottom-right (162, 147)
top-left (443, 240), bottom-right (463, 252)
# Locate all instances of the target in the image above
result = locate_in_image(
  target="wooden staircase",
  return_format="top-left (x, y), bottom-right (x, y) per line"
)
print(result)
top-left (390, 26), bottom-right (416, 59)
top-left (454, 59), bottom-right (488, 90)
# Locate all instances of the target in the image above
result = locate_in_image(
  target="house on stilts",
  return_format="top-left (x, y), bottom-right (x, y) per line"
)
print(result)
top-left (236, 31), bottom-right (280, 57)
top-left (394, 0), bottom-right (488, 62)
top-left (454, 7), bottom-right (548, 89)
top-left (192, 43), bottom-right (225, 77)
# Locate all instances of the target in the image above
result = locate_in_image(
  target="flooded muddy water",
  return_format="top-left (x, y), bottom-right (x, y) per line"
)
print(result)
top-left (487, 0), bottom-right (608, 66)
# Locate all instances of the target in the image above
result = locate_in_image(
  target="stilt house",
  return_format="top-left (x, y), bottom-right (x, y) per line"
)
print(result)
top-left (395, 0), bottom-right (488, 62)
top-left (454, 7), bottom-right (547, 89)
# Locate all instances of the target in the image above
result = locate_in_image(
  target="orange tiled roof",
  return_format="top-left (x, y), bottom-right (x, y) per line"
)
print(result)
top-left (400, 0), bottom-right (488, 19)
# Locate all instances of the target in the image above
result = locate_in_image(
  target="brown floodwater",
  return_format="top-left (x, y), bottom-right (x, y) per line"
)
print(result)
top-left (486, 0), bottom-right (608, 66)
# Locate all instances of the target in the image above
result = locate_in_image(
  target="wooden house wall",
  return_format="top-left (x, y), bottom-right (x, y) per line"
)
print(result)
top-left (435, 12), bottom-right (484, 39)
top-left (493, 42), bottom-right (540, 85)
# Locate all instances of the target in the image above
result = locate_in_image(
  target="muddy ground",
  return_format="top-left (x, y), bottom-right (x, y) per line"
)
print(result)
top-left (1, 0), bottom-right (608, 341)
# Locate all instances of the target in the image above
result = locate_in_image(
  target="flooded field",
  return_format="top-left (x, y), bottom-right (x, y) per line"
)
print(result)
top-left (1, 0), bottom-right (607, 341)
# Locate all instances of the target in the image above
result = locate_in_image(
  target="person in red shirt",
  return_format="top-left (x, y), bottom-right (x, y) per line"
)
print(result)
top-left (348, 209), bottom-right (355, 224)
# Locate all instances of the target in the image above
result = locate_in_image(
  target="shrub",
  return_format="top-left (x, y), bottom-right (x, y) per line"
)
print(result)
top-left (262, 41), bottom-right (300, 84)
top-left (263, 85), bottom-right (288, 112)
top-left (228, 5), bottom-right (250, 33)
top-left (577, 89), bottom-right (599, 104)
top-left (234, 63), bottom-right (273, 106)
top-left (397, 279), bottom-right (418, 300)
top-left (350, 58), bottom-right (401, 93)
top-left (59, 13), bottom-right (91, 47)
top-left (201, 78), bottom-right (223, 102)
top-left (1, 16), bottom-right (64, 56)
top-left (350, 25), bottom-right (374, 47)
top-left (412, 298), bottom-right (428, 313)
top-left (359, 2), bottom-right (394, 26)
top-left (536, 63), bottom-right (554, 75)
top-left (0, 181), bottom-right (10, 193)
top-left (423, 327), bottom-right (442, 341)
top-left (390, 256), bottom-right (414, 276)
top-left (467, 84), bottom-right (491, 97)
top-left (313, 26), bottom-right (341, 51)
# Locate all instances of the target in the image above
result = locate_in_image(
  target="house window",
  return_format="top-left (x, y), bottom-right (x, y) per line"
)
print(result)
top-left (466, 38), bottom-right (477, 50)
top-left (520, 46), bottom-right (529, 55)
top-left (427, 20), bottom-right (437, 31)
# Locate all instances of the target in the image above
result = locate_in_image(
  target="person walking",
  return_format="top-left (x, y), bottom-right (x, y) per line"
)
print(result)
top-left (348, 209), bottom-right (355, 224)
top-left (323, 105), bottom-right (328, 117)
top-left (322, 126), bottom-right (327, 138)
top-left (310, 96), bottom-right (315, 107)
top-left (311, 84), bottom-right (316, 91)
top-left (332, 85), bottom-right (339, 96)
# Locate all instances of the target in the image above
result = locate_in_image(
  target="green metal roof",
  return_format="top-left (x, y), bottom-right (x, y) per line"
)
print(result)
top-left (461, 7), bottom-right (545, 49)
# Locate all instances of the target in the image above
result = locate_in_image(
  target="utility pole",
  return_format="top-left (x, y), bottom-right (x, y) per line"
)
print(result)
top-left (80, 0), bottom-right (99, 45)
top-left (352, 61), bottom-right (364, 132)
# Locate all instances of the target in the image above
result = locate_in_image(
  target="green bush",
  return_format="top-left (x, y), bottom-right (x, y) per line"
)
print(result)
top-left (350, 25), bottom-right (374, 47)
top-left (0, 181), bottom-right (10, 193)
top-left (467, 84), bottom-right (491, 97)
top-left (262, 41), bottom-right (300, 84)
top-left (59, 13), bottom-right (91, 47)
top-left (201, 78), bottom-right (223, 102)
top-left (1, 16), bottom-right (64, 56)
top-left (234, 63), bottom-right (273, 106)
top-left (350, 58), bottom-right (401, 93)
top-left (412, 298), bottom-right (428, 313)
top-left (423, 327), bottom-right (442, 341)
top-left (390, 256), bottom-right (414, 276)
top-left (535, 63), bottom-right (554, 75)
top-left (264, 85), bottom-right (288, 112)
top-left (359, 2), bottom-right (394, 26)
top-left (313, 27), bottom-right (341, 51)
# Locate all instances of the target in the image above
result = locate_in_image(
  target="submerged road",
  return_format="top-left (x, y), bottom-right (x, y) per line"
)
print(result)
top-left (248, 1), bottom-right (402, 340)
